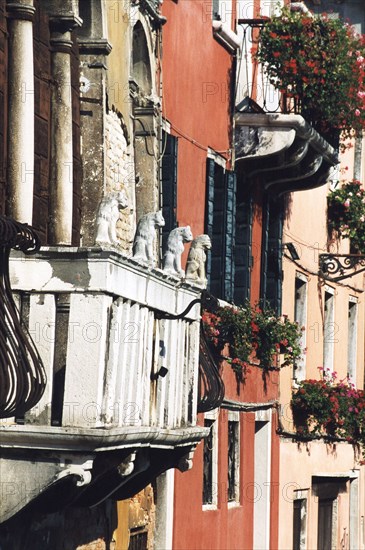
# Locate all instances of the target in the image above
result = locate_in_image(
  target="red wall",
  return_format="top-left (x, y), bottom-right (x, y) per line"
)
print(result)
top-left (173, 409), bottom-right (255, 550)
top-left (162, 0), bottom-right (233, 237)
top-left (162, 1), bottom-right (279, 547)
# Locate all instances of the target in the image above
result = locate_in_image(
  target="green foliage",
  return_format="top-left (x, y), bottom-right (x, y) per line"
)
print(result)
top-left (256, 7), bottom-right (365, 146)
top-left (202, 302), bottom-right (303, 383)
top-left (327, 180), bottom-right (365, 253)
top-left (291, 370), bottom-right (365, 461)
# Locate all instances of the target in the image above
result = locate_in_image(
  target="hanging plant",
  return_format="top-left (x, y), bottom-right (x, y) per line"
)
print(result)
top-left (202, 302), bottom-right (303, 383)
top-left (291, 369), bottom-right (365, 461)
top-left (327, 179), bottom-right (365, 253)
top-left (256, 7), bottom-right (365, 148)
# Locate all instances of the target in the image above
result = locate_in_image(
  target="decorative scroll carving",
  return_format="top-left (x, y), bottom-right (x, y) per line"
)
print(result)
top-left (0, 216), bottom-right (46, 418)
top-left (95, 189), bottom-right (129, 245)
top-left (163, 226), bottom-right (193, 277)
top-left (186, 234), bottom-right (211, 286)
top-left (132, 210), bottom-right (165, 267)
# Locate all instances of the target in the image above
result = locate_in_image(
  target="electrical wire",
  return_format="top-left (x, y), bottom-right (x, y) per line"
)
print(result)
top-left (283, 253), bottom-right (364, 294)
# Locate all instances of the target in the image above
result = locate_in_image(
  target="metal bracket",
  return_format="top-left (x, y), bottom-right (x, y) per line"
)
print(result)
top-left (319, 253), bottom-right (365, 282)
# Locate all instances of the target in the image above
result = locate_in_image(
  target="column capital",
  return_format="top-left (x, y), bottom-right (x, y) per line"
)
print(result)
top-left (6, 1), bottom-right (35, 21)
top-left (78, 39), bottom-right (112, 56)
top-left (49, 14), bottom-right (82, 35)
top-left (50, 31), bottom-right (74, 53)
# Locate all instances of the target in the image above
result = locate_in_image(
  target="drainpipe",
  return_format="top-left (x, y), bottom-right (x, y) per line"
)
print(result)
top-left (6, 1), bottom-right (35, 224)
top-left (212, 20), bottom-right (241, 51)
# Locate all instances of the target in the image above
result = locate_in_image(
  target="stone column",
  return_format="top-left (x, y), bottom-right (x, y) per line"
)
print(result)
top-left (6, 1), bottom-right (35, 224)
top-left (48, 26), bottom-right (76, 244)
top-left (77, 38), bottom-right (111, 246)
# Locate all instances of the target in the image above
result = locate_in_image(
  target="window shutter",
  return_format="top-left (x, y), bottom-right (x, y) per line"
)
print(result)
top-left (205, 160), bottom-right (236, 301)
top-left (161, 131), bottom-right (178, 252)
top-left (205, 158), bottom-right (216, 288)
top-left (261, 196), bottom-right (283, 313)
top-left (224, 170), bottom-right (236, 303)
top-left (234, 194), bottom-right (252, 305)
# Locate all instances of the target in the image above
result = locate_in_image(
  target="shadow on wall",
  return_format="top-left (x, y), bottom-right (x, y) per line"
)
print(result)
top-left (0, 501), bottom-right (118, 550)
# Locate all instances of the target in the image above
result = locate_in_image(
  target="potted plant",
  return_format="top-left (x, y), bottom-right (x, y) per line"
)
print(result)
top-left (291, 369), bottom-right (365, 460)
top-left (256, 7), bottom-right (365, 148)
top-left (327, 179), bottom-right (365, 253)
top-left (202, 302), bottom-right (303, 382)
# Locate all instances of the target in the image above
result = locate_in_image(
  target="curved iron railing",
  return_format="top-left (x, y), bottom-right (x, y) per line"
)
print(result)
top-left (198, 322), bottom-right (225, 413)
top-left (0, 216), bottom-right (46, 418)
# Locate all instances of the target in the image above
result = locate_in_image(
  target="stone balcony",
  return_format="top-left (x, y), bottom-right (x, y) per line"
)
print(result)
top-left (0, 247), bottom-right (206, 523)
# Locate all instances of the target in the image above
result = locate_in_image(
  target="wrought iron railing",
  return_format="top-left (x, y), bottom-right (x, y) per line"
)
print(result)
top-left (198, 323), bottom-right (225, 413)
top-left (236, 20), bottom-right (284, 114)
top-left (0, 216), bottom-right (46, 418)
top-left (236, 19), bottom-right (340, 149)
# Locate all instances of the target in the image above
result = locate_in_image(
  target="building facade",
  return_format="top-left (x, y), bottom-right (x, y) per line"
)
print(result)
top-left (0, 0), bottom-right (365, 549)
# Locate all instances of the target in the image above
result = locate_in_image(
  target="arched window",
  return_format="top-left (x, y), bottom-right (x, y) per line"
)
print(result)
top-left (132, 22), bottom-right (152, 95)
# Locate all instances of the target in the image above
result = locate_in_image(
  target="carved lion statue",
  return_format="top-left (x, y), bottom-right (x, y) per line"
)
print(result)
top-left (132, 210), bottom-right (165, 267)
top-left (186, 234), bottom-right (211, 286)
top-left (95, 189), bottom-right (129, 245)
top-left (163, 226), bottom-right (193, 277)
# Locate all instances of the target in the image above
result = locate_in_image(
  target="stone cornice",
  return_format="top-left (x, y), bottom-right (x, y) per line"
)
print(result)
top-left (235, 112), bottom-right (339, 193)
top-left (235, 112), bottom-right (339, 166)
top-left (10, 246), bottom-right (203, 320)
top-left (0, 424), bottom-right (209, 452)
top-left (78, 38), bottom-right (112, 56)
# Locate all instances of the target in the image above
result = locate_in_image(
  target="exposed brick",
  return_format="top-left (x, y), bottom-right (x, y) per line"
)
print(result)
top-left (34, 116), bottom-right (49, 158)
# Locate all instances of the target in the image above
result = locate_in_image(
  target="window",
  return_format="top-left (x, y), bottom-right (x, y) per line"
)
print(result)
top-left (313, 478), bottom-right (345, 550)
top-left (212, 0), bottom-right (233, 25)
top-left (293, 497), bottom-right (307, 550)
top-left (227, 412), bottom-right (240, 505)
top-left (317, 498), bottom-right (334, 550)
top-left (347, 298), bottom-right (357, 384)
top-left (203, 410), bottom-right (218, 508)
top-left (323, 287), bottom-right (335, 374)
top-left (132, 22), bottom-right (152, 95)
top-left (294, 274), bottom-right (308, 382)
top-left (261, 196), bottom-right (284, 314)
top-left (128, 529), bottom-right (148, 550)
top-left (161, 130), bottom-right (178, 253)
top-left (205, 157), bottom-right (236, 302)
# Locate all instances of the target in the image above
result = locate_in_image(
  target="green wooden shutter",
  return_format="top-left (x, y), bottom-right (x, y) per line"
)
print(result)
top-left (161, 131), bottom-right (178, 251)
top-left (261, 196), bottom-right (283, 314)
top-left (205, 158), bottom-right (216, 289)
top-left (234, 192), bottom-right (252, 305)
top-left (224, 170), bottom-right (236, 303)
top-left (205, 159), bottom-right (236, 301)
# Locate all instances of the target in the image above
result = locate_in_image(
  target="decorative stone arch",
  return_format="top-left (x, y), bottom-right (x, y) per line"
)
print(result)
top-left (131, 20), bottom-right (153, 96)
top-left (129, 16), bottom-right (160, 229)
top-left (78, 0), bottom-right (110, 49)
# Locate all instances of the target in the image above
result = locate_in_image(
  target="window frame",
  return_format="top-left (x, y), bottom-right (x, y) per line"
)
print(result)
top-left (347, 296), bottom-right (358, 384)
top-left (293, 273), bottom-right (308, 383)
top-left (227, 410), bottom-right (240, 507)
top-left (202, 408), bottom-right (219, 510)
top-left (323, 285), bottom-right (335, 375)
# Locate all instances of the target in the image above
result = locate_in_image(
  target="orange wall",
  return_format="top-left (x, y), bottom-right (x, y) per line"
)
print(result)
top-left (173, 405), bottom-right (280, 550)
top-left (173, 409), bottom-right (255, 550)
top-left (162, 2), bottom-right (279, 547)
top-left (162, 0), bottom-right (233, 240)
